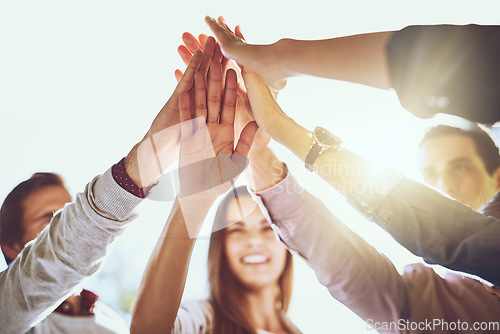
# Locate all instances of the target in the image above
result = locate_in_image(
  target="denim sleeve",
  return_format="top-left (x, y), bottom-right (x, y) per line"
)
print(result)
top-left (349, 174), bottom-right (500, 286)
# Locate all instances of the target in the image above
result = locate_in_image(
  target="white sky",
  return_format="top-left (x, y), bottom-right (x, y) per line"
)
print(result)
top-left (1, 0), bottom-right (499, 332)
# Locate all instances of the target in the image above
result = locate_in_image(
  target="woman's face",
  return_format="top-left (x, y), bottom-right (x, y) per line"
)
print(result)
top-left (224, 194), bottom-right (287, 290)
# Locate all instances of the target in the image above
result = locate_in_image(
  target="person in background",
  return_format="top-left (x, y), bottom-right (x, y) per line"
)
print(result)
top-left (206, 17), bottom-right (500, 124)
top-left (242, 73), bottom-right (500, 334)
top-left (418, 124), bottom-right (500, 213)
top-left (0, 35), bottom-right (220, 333)
top-left (129, 49), bottom-right (300, 333)
top-left (203, 17), bottom-right (500, 286)
top-left (1, 172), bottom-right (129, 333)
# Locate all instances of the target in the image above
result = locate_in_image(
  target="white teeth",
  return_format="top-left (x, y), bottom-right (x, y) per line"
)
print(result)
top-left (243, 254), bottom-right (268, 264)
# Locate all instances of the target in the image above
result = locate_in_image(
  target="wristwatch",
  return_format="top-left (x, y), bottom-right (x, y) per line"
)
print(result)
top-left (305, 126), bottom-right (342, 171)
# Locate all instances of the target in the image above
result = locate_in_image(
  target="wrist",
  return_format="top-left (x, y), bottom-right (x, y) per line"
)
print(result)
top-left (247, 148), bottom-right (287, 192)
top-left (248, 146), bottom-right (274, 166)
top-left (258, 107), bottom-right (290, 137)
top-left (125, 137), bottom-right (178, 188)
top-left (267, 117), bottom-right (313, 161)
top-left (272, 39), bottom-right (295, 78)
top-left (248, 145), bottom-right (270, 161)
top-left (124, 144), bottom-right (142, 187)
top-left (176, 192), bottom-right (218, 239)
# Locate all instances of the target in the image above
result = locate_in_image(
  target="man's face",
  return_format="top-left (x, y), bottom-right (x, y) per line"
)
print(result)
top-left (19, 185), bottom-right (72, 249)
top-left (419, 134), bottom-right (500, 210)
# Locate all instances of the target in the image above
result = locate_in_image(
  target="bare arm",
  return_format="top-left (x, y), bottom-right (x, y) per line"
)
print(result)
top-left (206, 16), bottom-right (393, 90)
top-left (243, 68), bottom-right (370, 198)
top-left (270, 33), bottom-right (393, 89)
top-left (244, 69), bottom-right (500, 288)
top-left (129, 196), bottom-right (213, 333)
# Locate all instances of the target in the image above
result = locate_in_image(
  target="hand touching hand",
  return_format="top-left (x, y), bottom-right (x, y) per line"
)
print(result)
top-left (178, 61), bottom-right (258, 199)
top-left (124, 38), bottom-right (217, 188)
top-left (205, 16), bottom-right (290, 90)
top-left (175, 31), bottom-right (273, 159)
top-left (242, 68), bottom-right (290, 138)
top-left (175, 31), bottom-right (245, 97)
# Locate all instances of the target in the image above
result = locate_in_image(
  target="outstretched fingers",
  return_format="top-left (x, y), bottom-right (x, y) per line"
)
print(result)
top-left (178, 45), bottom-right (193, 66)
top-left (179, 33), bottom-right (212, 66)
top-left (205, 16), bottom-right (241, 52)
top-left (198, 34), bottom-right (208, 47)
top-left (182, 32), bottom-right (203, 54)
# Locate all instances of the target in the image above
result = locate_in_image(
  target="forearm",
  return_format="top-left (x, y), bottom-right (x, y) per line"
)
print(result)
top-left (0, 168), bottom-right (141, 333)
top-left (246, 147), bottom-right (287, 192)
top-left (255, 173), bottom-right (407, 323)
top-left (268, 116), bottom-right (370, 198)
top-left (245, 68), bottom-right (372, 198)
top-left (130, 196), bottom-right (214, 334)
top-left (271, 32), bottom-right (394, 89)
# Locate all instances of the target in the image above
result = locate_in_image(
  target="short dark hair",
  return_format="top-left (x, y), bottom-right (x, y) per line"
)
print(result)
top-left (420, 124), bottom-right (500, 175)
top-left (0, 172), bottom-right (65, 264)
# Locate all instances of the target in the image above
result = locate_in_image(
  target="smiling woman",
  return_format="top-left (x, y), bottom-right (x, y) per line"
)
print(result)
top-left (208, 187), bottom-right (294, 334)
top-left (4, 1), bottom-right (500, 332)
top-left (131, 185), bottom-right (298, 334)
top-left (129, 52), bottom-right (299, 334)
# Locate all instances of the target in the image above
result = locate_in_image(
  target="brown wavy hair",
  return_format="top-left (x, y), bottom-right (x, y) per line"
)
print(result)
top-left (207, 186), bottom-right (293, 334)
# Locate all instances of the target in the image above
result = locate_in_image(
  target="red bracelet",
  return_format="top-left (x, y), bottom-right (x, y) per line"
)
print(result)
top-left (112, 158), bottom-right (156, 198)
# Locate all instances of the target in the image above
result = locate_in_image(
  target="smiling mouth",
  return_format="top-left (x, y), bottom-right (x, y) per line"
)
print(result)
top-left (242, 254), bottom-right (269, 265)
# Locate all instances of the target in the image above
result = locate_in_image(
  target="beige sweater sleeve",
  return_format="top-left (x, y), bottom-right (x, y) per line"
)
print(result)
top-left (0, 168), bottom-right (142, 334)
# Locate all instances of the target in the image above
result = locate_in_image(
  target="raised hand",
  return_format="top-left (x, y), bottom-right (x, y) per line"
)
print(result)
top-left (144, 36), bottom-right (216, 144)
top-left (124, 37), bottom-right (218, 188)
top-left (205, 16), bottom-right (289, 90)
top-left (241, 68), bottom-right (289, 138)
top-left (177, 61), bottom-right (258, 199)
top-left (234, 88), bottom-right (271, 156)
top-left (175, 31), bottom-right (245, 96)
top-left (175, 33), bottom-right (224, 82)
top-left (176, 32), bottom-right (275, 158)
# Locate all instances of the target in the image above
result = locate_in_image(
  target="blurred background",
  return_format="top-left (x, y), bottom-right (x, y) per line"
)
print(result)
top-left (1, 0), bottom-right (499, 332)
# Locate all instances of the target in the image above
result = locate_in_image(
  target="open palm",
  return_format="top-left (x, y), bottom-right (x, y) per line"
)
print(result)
top-left (178, 61), bottom-right (257, 198)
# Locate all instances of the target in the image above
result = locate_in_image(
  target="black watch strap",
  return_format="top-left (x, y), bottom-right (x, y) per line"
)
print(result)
top-left (305, 142), bottom-right (322, 172)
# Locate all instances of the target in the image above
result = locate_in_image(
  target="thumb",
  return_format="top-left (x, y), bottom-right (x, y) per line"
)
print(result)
top-left (234, 121), bottom-right (258, 158)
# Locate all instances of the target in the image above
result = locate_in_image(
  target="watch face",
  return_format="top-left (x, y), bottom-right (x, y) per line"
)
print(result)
top-left (315, 127), bottom-right (342, 148)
